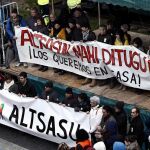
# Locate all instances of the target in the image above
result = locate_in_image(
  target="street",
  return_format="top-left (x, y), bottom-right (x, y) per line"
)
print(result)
top-left (0, 124), bottom-right (58, 150)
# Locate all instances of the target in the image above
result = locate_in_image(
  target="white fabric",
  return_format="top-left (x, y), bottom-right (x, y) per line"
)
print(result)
top-left (15, 27), bottom-right (150, 90)
top-left (89, 106), bottom-right (103, 133)
top-left (3, 80), bottom-right (14, 90)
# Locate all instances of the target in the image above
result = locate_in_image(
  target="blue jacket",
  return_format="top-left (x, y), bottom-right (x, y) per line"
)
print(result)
top-left (6, 16), bottom-right (27, 39)
top-left (113, 142), bottom-right (126, 150)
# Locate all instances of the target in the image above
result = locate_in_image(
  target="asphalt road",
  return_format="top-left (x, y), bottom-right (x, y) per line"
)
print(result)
top-left (0, 124), bottom-right (58, 150)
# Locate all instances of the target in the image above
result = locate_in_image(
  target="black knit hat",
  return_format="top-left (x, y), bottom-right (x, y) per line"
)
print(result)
top-left (65, 87), bottom-right (73, 94)
top-left (76, 129), bottom-right (89, 142)
top-left (45, 81), bottom-right (53, 88)
top-left (116, 101), bottom-right (124, 110)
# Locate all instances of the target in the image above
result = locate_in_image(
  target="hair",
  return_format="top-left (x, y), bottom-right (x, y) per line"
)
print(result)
top-left (76, 129), bottom-right (89, 142)
top-left (19, 72), bottom-right (27, 78)
top-left (132, 107), bottom-right (140, 114)
top-left (57, 143), bottom-right (69, 150)
top-left (103, 105), bottom-right (113, 114)
top-left (31, 7), bottom-right (38, 13)
top-left (125, 135), bottom-right (137, 143)
top-left (5, 74), bottom-right (12, 80)
top-left (99, 24), bottom-right (107, 29)
top-left (132, 37), bottom-right (143, 48)
top-left (78, 93), bottom-right (88, 101)
top-left (11, 8), bottom-right (18, 14)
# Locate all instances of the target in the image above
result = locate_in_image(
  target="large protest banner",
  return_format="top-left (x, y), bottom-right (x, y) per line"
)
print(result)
top-left (0, 90), bottom-right (90, 146)
top-left (16, 27), bottom-right (150, 90)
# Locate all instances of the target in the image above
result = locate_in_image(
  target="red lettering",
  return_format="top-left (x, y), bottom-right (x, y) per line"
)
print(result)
top-left (102, 48), bottom-right (111, 65)
top-left (21, 29), bottom-right (33, 46)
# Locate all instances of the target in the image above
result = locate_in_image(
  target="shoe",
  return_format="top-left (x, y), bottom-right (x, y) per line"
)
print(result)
top-left (99, 80), bottom-right (107, 86)
top-left (81, 78), bottom-right (91, 85)
top-left (15, 62), bottom-right (22, 67)
top-left (59, 71), bottom-right (65, 75)
top-left (89, 79), bottom-right (97, 87)
top-left (23, 63), bottom-right (28, 68)
top-left (54, 69), bottom-right (61, 73)
top-left (38, 66), bottom-right (44, 71)
top-left (41, 67), bottom-right (48, 72)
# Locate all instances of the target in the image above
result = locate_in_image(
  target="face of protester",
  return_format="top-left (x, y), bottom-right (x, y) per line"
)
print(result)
top-left (65, 93), bottom-right (72, 98)
top-left (133, 43), bottom-right (138, 48)
top-left (37, 19), bottom-right (42, 26)
top-left (99, 27), bottom-right (106, 35)
top-left (90, 100), bottom-right (97, 108)
top-left (19, 76), bottom-right (27, 85)
top-left (81, 27), bottom-right (88, 32)
top-left (45, 86), bottom-right (52, 93)
top-left (50, 14), bottom-right (56, 22)
top-left (121, 25), bottom-right (128, 32)
top-left (131, 108), bottom-right (139, 119)
top-left (54, 23), bottom-right (60, 29)
top-left (102, 108), bottom-right (109, 118)
top-left (69, 23), bottom-right (74, 29)
top-left (76, 23), bottom-right (81, 29)
top-left (31, 10), bottom-right (37, 17)
top-left (11, 13), bottom-right (18, 23)
top-left (74, 10), bottom-right (81, 18)
top-left (107, 24), bottom-right (112, 30)
top-left (115, 107), bottom-right (120, 113)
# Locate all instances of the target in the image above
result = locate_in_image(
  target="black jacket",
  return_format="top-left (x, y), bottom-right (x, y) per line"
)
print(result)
top-left (16, 80), bottom-right (37, 97)
top-left (115, 110), bottom-right (127, 137)
top-left (40, 89), bottom-right (60, 103)
top-left (98, 34), bottom-right (113, 44)
top-left (63, 95), bottom-right (78, 108)
top-left (128, 116), bottom-right (144, 146)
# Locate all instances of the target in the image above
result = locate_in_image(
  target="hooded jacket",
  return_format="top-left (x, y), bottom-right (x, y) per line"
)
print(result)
top-left (113, 142), bottom-right (126, 150)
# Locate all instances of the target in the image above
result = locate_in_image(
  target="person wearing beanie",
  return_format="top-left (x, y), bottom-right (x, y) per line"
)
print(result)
top-left (93, 141), bottom-right (106, 150)
top-left (88, 96), bottom-right (103, 143)
top-left (113, 142), bottom-right (126, 150)
top-left (40, 81), bottom-right (60, 103)
top-left (62, 87), bottom-right (78, 108)
top-left (114, 101), bottom-right (127, 139)
top-left (75, 129), bottom-right (92, 150)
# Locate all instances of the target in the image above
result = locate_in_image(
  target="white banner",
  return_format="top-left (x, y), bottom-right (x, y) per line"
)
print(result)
top-left (16, 27), bottom-right (150, 90)
top-left (0, 90), bottom-right (91, 146)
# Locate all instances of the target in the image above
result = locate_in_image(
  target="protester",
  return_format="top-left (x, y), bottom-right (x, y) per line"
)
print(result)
top-left (61, 87), bottom-right (77, 108)
top-left (132, 37), bottom-right (144, 52)
top-left (50, 20), bottom-right (66, 75)
top-left (144, 119), bottom-right (150, 150)
top-left (99, 105), bottom-right (118, 150)
top-left (34, 17), bottom-right (49, 72)
top-left (37, 0), bottom-right (49, 25)
top-left (3, 74), bottom-right (14, 90)
top-left (128, 107), bottom-right (144, 148)
top-left (6, 8), bottom-right (27, 67)
top-left (114, 101), bottom-right (127, 139)
top-left (0, 73), bottom-right (5, 89)
top-left (74, 129), bottom-right (92, 150)
top-left (89, 96), bottom-right (103, 143)
top-left (26, 7), bottom-right (40, 31)
top-left (10, 72), bottom-right (37, 97)
top-left (4, 40), bottom-right (14, 69)
top-left (48, 13), bottom-right (57, 33)
top-left (40, 81), bottom-right (60, 103)
top-left (74, 92), bottom-right (91, 112)
top-left (125, 135), bottom-right (140, 150)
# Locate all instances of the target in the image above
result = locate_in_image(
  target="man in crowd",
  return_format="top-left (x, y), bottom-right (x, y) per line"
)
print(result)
top-left (40, 81), bottom-right (60, 103)
top-left (9, 72), bottom-right (37, 97)
top-left (128, 107), bottom-right (144, 148)
top-left (62, 87), bottom-right (77, 108)
top-left (6, 9), bottom-right (27, 67)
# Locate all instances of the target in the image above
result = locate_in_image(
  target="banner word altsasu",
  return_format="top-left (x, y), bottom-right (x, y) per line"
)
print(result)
top-left (0, 90), bottom-right (92, 146)
top-left (16, 27), bottom-right (150, 90)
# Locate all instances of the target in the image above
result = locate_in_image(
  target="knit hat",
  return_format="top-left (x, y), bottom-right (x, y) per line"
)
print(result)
top-left (113, 142), bottom-right (126, 150)
top-left (45, 81), bottom-right (53, 88)
top-left (76, 129), bottom-right (89, 142)
top-left (93, 141), bottom-right (106, 150)
top-left (90, 96), bottom-right (100, 104)
top-left (65, 87), bottom-right (73, 94)
top-left (115, 101), bottom-right (124, 110)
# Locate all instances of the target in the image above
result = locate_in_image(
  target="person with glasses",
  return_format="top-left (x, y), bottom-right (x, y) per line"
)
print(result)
top-left (128, 107), bottom-right (144, 148)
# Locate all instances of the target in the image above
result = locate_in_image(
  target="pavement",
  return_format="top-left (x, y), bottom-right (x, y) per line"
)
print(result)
top-left (0, 124), bottom-right (58, 150)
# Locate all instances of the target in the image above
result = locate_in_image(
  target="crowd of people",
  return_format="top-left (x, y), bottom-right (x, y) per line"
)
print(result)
top-left (0, 1), bottom-right (150, 150)
top-left (0, 71), bottom-right (150, 150)
top-left (2, 1), bottom-right (150, 89)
